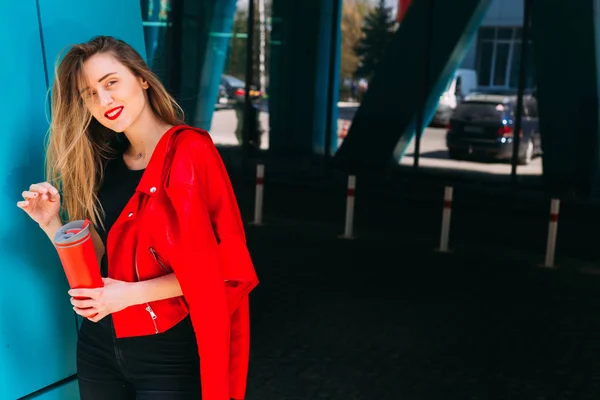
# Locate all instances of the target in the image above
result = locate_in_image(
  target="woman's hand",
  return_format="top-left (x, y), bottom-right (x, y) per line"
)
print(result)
top-left (17, 182), bottom-right (61, 227)
top-left (69, 278), bottom-right (136, 322)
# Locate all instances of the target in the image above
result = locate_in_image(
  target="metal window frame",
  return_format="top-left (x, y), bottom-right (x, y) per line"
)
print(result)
top-left (477, 27), bottom-right (524, 89)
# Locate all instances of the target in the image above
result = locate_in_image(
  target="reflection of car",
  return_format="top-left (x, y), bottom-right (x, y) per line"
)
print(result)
top-left (220, 74), bottom-right (262, 103)
top-left (446, 93), bottom-right (542, 165)
top-left (216, 84), bottom-right (228, 104)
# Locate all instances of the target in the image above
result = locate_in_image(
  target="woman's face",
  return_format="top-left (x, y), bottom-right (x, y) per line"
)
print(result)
top-left (79, 52), bottom-right (149, 133)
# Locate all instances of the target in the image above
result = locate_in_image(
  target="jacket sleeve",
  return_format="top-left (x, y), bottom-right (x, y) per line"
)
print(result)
top-left (194, 135), bottom-right (259, 312)
top-left (165, 130), bottom-right (258, 400)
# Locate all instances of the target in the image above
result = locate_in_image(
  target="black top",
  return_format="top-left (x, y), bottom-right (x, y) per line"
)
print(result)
top-left (96, 154), bottom-right (145, 277)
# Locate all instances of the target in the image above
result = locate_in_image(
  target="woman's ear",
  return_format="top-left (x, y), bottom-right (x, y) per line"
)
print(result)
top-left (139, 77), bottom-right (149, 89)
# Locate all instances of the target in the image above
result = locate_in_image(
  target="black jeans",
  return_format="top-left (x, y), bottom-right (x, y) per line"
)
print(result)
top-left (77, 315), bottom-right (200, 399)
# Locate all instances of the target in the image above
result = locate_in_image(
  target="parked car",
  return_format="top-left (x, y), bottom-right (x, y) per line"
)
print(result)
top-left (220, 74), bottom-right (262, 104)
top-left (445, 93), bottom-right (541, 165)
top-left (432, 68), bottom-right (478, 126)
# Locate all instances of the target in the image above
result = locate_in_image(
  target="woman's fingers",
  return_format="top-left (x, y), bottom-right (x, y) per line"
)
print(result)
top-left (22, 191), bottom-right (39, 200)
top-left (73, 307), bottom-right (99, 319)
top-left (28, 183), bottom-right (48, 193)
top-left (28, 183), bottom-right (59, 200)
top-left (69, 288), bottom-right (100, 299)
top-left (16, 200), bottom-right (30, 208)
top-left (71, 297), bottom-right (96, 309)
top-left (40, 183), bottom-right (60, 202)
top-left (18, 191), bottom-right (38, 209)
top-left (40, 182), bottom-right (58, 194)
top-left (73, 306), bottom-right (104, 322)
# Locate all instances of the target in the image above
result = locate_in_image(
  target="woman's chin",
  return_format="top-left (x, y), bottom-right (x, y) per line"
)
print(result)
top-left (104, 118), bottom-right (130, 133)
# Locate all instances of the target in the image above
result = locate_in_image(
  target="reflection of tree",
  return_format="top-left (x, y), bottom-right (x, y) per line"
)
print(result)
top-left (341, 0), bottom-right (371, 80)
top-left (225, 1), bottom-right (272, 88)
top-left (142, 0), bottom-right (173, 71)
top-left (227, 9), bottom-right (248, 79)
top-left (145, 0), bottom-right (170, 21)
top-left (354, 0), bottom-right (395, 79)
top-left (159, 0), bottom-right (170, 20)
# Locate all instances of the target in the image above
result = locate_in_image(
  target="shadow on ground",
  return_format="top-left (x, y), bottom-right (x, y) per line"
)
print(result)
top-left (244, 218), bottom-right (600, 400)
top-left (224, 167), bottom-right (600, 400)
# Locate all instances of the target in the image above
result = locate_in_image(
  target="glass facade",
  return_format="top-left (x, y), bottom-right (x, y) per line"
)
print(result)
top-left (139, 0), bottom-right (271, 150)
top-left (476, 27), bottom-right (535, 89)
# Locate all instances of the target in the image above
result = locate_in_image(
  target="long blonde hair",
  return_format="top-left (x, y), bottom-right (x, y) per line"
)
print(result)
top-left (46, 36), bottom-right (184, 228)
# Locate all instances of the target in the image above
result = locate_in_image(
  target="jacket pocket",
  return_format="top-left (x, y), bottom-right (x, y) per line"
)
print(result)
top-left (149, 247), bottom-right (171, 273)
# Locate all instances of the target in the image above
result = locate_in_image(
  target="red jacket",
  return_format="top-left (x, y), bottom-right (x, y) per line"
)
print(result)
top-left (105, 125), bottom-right (259, 400)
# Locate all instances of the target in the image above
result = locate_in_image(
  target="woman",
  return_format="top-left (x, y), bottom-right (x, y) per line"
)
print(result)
top-left (16, 35), bottom-right (258, 400)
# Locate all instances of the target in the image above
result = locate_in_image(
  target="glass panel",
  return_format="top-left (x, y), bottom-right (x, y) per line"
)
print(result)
top-left (526, 41), bottom-right (536, 89)
top-left (514, 27), bottom-right (522, 39)
top-left (509, 42), bottom-right (521, 88)
top-left (210, 5), bottom-right (248, 147)
top-left (477, 41), bottom-right (493, 86)
top-left (140, 0), bottom-right (176, 90)
top-left (497, 27), bottom-right (513, 39)
top-left (527, 99), bottom-right (538, 118)
top-left (337, 0), bottom-right (378, 148)
top-left (479, 27), bottom-right (495, 40)
top-left (493, 43), bottom-right (510, 86)
top-left (509, 41), bottom-right (536, 89)
top-left (210, 1), bottom-right (270, 150)
top-left (256, 0), bottom-right (271, 150)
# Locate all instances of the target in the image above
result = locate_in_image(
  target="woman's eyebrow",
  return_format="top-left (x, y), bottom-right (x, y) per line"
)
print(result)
top-left (79, 72), bottom-right (118, 94)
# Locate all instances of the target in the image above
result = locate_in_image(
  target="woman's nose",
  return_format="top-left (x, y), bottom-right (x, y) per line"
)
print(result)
top-left (98, 90), bottom-right (113, 107)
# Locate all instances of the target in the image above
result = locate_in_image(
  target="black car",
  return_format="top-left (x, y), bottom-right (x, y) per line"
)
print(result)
top-left (446, 93), bottom-right (542, 165)
top-left (220, 74), bottom-right (262, 104)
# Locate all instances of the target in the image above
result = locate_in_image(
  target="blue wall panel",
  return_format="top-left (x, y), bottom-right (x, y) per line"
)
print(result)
top-left (30, 379), bottom-right (79, 400)
top-left (38, 0), bottom-right (146, 78)
top-left (0, 2), bottom-right (77, 398)
top-left (1, 1), bottom-right (145, 399)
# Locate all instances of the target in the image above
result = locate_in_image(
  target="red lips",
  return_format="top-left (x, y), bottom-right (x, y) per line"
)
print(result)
top-left (104, 106), bottom-right (124, 120)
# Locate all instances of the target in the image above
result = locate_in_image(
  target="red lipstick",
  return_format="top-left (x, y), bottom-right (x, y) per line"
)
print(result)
top-left (104, 106), bottom-right (124, 120)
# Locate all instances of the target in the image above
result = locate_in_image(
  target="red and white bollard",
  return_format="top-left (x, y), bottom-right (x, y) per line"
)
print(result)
top-left (338, 121), bottom-right (349, 139)
top-left (544, 199), bottom-right (560, 268)
top-left (438, 186), bottom-right (453, 253)
top-left (251, 164), bottom-right (265, 225)
top-left (340, 175), bottom-right (356, 239)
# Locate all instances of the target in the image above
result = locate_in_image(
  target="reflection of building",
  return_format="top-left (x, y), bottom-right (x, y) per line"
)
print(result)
top-left (461, 0), bottom-right (535, 89)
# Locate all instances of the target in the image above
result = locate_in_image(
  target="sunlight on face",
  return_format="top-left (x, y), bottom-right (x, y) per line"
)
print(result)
top-left (79, 53), bottom-right (149, 133)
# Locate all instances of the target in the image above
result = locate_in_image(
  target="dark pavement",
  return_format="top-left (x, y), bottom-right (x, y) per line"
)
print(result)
top-left (224, 160), bottom-right (600, 400)
top-left (243, 218), bottom-right (600, 400)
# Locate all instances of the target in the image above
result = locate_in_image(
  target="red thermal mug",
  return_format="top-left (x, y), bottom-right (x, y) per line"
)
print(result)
top-left (53, 220), bottom-right (103, 304)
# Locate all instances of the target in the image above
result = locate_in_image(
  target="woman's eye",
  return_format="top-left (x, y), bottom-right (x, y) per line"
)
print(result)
top-left (107, 80), bottom-right (117, 87)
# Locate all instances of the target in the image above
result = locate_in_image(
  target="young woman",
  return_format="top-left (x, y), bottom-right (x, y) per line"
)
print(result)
top-left (16, 35), bottom-right (258, 400)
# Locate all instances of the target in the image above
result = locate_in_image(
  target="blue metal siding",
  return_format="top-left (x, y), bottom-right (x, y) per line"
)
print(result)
top-left (1, 1), bottom-right (145, 398)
